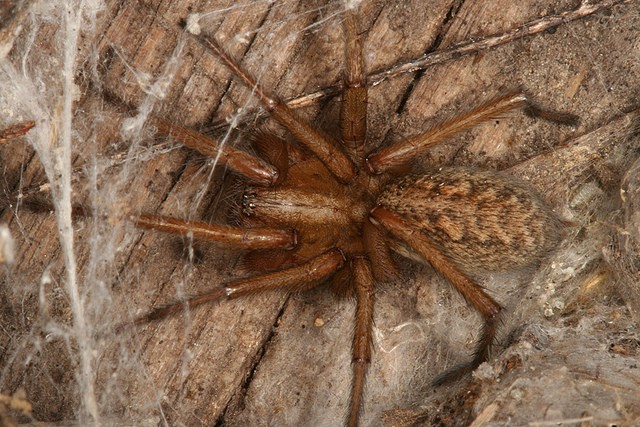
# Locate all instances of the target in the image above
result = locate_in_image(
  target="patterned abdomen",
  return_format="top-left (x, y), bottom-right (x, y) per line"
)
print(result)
top-left (377, 167), bottom-right (562, 274)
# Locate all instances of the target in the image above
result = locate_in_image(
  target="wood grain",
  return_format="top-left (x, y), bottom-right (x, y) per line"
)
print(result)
top-left (0, 1), bottom-right (639, 426)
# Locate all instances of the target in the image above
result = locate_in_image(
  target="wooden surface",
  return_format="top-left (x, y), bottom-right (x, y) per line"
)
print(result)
top-left (1, 0), bottom-right (639, 426)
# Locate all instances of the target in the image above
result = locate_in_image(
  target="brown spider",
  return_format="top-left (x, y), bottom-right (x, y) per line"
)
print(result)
top-left (119, 4), bottom-right (579, 426)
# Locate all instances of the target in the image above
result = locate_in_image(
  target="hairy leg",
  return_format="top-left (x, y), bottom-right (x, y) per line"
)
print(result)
top-left (189, 31), bottom-right (357, 183)
top-left (340, 4), bottom-right (367, 151)
top-left (153, 117), bottom-right (279, 186)
top-left (370, 207), bottom-right (501, 383)
top-left (129, 248), bottom-right (345, 327)
top-left (135, 214), bottom-right (297, 250)
top-left (366, 93), bottom-right (578, 174)
top-left (0, 120), bottom-right (35, 144)
top-left (349, 257), bottom-right (375, 427)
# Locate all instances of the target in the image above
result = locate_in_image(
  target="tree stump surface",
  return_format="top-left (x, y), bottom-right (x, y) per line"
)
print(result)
top-left (0, 1), bottom-right (639, 426)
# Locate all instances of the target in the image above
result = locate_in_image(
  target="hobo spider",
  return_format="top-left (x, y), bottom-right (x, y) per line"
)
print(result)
top-left (117, 3), bottom-right (579, 426)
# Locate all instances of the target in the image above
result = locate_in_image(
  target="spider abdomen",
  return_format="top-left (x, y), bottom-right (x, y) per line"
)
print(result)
top-left (377, 167), bottom-right (562, 274)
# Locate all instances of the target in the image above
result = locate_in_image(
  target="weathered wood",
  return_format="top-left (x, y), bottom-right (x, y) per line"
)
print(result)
top-left (1, 1), bottom-right (639, 426)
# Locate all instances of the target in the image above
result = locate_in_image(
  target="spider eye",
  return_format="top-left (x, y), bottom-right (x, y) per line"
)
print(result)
top-left (242, 191), bottom-right (257, 216)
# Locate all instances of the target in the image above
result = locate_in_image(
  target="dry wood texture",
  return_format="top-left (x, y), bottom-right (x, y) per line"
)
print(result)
top-left (0, 1), bottom-right (639, 426)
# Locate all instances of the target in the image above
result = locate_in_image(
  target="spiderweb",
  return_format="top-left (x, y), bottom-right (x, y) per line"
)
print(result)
top-left (0, 1), bottom-right (639, 426)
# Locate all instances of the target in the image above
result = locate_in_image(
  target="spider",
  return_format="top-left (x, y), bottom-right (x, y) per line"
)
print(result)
top-left (115, 3), bottom-right (581, 425)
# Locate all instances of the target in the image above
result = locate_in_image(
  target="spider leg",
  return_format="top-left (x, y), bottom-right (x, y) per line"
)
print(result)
top-left (366, 92), bottom-right (579, 174)
top-left (370, 207), bottom-right (501, 383)
top-left (130, 248), bottom-right (345, 326)
top-left (12, 198), bottom-right (295, 251)
top-left (250, 131), bottom-right (291, 182)
top-left (135, 214), bottom-right (297, 250)
top-left (363, 221), bottom-right (399, 282)
top-left (152, 118), bottom-right (279, 186)
top-left (341, 5), bottom-right (367, 150)
top-left (191, 33), bottom-right (357, 183)
top-left (349, 257), bottom-right (375, 427)
top-left (0, 120), bottom-right (35, 143)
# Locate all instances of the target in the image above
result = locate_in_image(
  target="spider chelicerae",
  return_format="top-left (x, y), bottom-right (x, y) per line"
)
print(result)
top-left (114, 3), bottom-right (580, 426)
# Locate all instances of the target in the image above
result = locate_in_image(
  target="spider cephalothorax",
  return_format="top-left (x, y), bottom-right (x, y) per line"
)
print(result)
top-left (128, 4), bottom-right (576, 426)
top-left (237, 138), bottom-right (388, 288)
